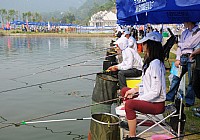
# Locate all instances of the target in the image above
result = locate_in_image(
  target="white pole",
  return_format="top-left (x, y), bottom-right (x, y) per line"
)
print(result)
top-left (22, 117), bottom-right (91, 125)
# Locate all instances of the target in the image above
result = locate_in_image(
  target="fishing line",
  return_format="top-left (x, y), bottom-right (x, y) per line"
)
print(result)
top-left (10, 53), bottom-right (117, 83)
top-left (68, 64), bottom-right (102, 67)
top-left (0, 97), bottom-right (121, 130)
top-left (0, 72), bottom-right (98, 94)
top-left (0, 116), bottom-right (87, 140)
top-left (80, 77), bottom-right (95, 82)
top-left (0, 116), bottom-right (15, 129)
top-left (47, 88), bottom-right (92, 98)
top-left (36, 47), bottom-right (112, 68)
top-left (25, 124), bottom-right (87, 140)
top-left (16, 97), bottom-right (121, 127)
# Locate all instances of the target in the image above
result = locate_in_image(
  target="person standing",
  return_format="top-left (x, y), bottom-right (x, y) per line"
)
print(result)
top-left (120, 32), bottom-right (166, 139)
top-left (107, 37), bottom-right (143, 90)
top-left (166, 22), bottom-right (198, 107)
top-left (124, 30), bottom-right (138, 51)
top-left (189, 28), bottom-right (200, 117)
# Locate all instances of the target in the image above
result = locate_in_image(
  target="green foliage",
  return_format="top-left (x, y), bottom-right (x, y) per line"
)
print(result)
top-left (0, 0), bottom-right (115, 25)
top-left (75, 0), bottom-right (115, 25)
top-left (60, 12), bottom-right (75, 23)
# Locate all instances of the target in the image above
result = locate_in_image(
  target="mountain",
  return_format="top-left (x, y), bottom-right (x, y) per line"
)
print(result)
top-left (76, 0), bottom-right (110, 20)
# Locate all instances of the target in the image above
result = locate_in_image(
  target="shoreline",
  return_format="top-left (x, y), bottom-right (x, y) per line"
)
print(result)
top-left (0, 31), bottom-right (114, 38)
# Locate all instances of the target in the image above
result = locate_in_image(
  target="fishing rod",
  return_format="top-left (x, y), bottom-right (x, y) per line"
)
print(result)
top-left (21, 117), bottom-right (91, 125)
top-left (10, 53), bottom-right (117, 81)
top-left (15, 97), bottom-right (120, 126)
top-left (0, 116), bottom-right (87, 139)
top-left (0, 72), bottom-right (98, 94)
top-left (0, 97), bottom-right (121, 129)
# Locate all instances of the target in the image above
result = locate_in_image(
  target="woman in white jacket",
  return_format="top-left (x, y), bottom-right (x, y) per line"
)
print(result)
top-left (108, 37), bottom-right (143, 89)
top-left (121, 32), bottom-right (166, 140)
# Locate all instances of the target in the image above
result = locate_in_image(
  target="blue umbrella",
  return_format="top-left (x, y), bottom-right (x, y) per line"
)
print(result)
top-left (116, 0), bottom-right (200, 25)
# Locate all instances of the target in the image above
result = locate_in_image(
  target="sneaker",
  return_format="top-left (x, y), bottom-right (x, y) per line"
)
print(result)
top-left (124, 136), bottom-right (145, 140)
top-left (194, 112), bottom-right (200, 118)
top-left (192, 107), bottom-right (200, 113)
top-left (119, 121), bottom-right (129, 131)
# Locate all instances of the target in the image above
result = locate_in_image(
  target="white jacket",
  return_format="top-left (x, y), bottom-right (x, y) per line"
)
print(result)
top-left (135, 59), bottom-right (166, 102)
top-left (117, 47), bottom-right (143, 71)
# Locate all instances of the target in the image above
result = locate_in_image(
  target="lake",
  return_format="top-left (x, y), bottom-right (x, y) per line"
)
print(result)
top-left (0, 36), bottom-right (113, 140)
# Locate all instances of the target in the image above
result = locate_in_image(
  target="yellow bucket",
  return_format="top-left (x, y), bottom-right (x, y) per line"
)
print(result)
top-left (126, 77), bottom-right (141, 88)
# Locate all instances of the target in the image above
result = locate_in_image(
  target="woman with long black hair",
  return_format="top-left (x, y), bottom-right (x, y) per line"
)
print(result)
top-left (121, 32), bottom-right (166, 140)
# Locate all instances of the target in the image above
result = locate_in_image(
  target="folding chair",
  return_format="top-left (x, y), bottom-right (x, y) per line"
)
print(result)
top-left (116, 103), bottom-right (178, 139)
top-left (136, 103), bottom-right (177, 137)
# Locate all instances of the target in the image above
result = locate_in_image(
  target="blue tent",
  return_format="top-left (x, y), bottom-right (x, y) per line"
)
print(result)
top-left (10, 21), bottom-right (25, 25)
top-left (116, 0), bottom-right (200, 25)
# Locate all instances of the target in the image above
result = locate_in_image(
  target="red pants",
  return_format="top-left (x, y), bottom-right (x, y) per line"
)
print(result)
top-left (121, 87), bottom-right (165, 120)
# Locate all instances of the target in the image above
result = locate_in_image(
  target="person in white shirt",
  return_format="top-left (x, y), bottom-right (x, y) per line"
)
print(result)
top-left (124, 31), bottom-right (138, 51)
top-left (120, 32), bottom-right (166, 139)
top-left (107, 37), bottom-right (143, 89)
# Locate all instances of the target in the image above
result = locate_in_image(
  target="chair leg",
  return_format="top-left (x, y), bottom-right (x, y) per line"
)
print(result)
top-left (136, 109), bottom-right (177, 137)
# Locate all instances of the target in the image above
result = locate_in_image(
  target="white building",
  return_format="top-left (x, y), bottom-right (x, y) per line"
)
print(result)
top-left (89, 11), bottom-right (117, 27)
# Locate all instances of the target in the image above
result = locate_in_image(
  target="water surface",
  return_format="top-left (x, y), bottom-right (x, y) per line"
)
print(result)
top-left (0, 36), bottom-right (113, 140)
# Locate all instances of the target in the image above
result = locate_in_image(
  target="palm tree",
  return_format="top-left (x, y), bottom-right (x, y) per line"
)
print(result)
top-left (8, 9), bottom-right (15, 21)
top-left (27, 11), bottom-right (32, 21)
top-left (0, 9), bottom-right (7, 28)
top-left (15, 10), bottom-right (19, 21)
top-left (22, 12), bottom-right (27, 21)
top-left (34, 12), bottom-right (41, 22)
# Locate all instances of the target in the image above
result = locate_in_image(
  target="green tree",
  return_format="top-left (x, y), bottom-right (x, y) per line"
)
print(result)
top-left (61, 12), bottom-right (75, 23)
top-left (0, 9), bottom-right (7, 27)
top-left (8, 9), bottom-right (15, 21)
top-left (27, 11), bottom-right (32, 21)
top-left (22, 12), bottom-right (27, 21)
top-left (34, 12), bottom-right (41, 22)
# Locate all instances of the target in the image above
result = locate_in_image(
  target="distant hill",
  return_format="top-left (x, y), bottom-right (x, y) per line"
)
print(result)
top-left (41, 0), bottom-right (115, 25)
top-left (75, 0), bottom-right (115, 24)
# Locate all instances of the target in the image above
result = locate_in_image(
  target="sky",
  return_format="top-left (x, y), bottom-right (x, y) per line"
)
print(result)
top-left (0, 0), bottom-right (86, 13)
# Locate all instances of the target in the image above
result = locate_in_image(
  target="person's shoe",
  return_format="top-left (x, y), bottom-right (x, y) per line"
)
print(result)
top-left (124, 135), bottom-right (145, 140)
top-left (192, 107), bottom-right (200, 113)
top-left (119, 121), bottom-right (129, 131)
top-left (194, 112), bottom-right (200, 118)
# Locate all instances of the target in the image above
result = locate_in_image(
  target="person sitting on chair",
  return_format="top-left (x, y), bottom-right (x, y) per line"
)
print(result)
top-left (120, 32), bottom-right (166, 140)
top-left (107, 37), bottom-right (143, 90)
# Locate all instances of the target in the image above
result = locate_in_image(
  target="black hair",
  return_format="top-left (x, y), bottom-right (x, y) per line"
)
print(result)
top-left (143, 40), bottom-right (164, 74)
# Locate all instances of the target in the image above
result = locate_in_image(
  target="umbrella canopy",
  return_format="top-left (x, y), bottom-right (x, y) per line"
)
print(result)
top-left (116, 0), bottom-right (200, 25)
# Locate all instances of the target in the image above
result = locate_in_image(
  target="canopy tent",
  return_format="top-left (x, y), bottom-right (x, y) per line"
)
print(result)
top-left (9, 21), bottom-right (78, 27)
top-left (116, 0), bottom-right (200, 25)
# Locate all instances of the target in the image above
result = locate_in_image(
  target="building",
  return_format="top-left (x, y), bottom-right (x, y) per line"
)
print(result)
top-left (89, 11), bottom-right (117, 27)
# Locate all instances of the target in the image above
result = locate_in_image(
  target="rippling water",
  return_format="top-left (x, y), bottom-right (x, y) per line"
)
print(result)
top-left (0, 36), bottom-right (113, 140)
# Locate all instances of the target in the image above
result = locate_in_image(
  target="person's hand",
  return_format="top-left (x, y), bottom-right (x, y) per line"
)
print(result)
top-left (107, 66), bottom-right (118, 71)
top-left (190, 53), bottom-right (195, 60)
top-left (124, 88), bottom-right (136, 99)
top-left (175, 60), bottom-right (180, 68)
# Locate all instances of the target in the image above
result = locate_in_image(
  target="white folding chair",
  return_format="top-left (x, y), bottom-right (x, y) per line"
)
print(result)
top-left (136, 103), bottom-right (177, 137)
